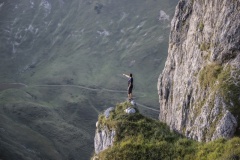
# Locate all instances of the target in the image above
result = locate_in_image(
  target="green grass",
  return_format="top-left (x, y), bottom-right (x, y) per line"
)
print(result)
top-left (94, 103), bottom-right (240, 160)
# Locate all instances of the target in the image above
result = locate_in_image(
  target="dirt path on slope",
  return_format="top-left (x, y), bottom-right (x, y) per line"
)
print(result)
top-left (0, 83), bottom-right (159, 112)
top-left (0, 83), bottom-right (27, 91)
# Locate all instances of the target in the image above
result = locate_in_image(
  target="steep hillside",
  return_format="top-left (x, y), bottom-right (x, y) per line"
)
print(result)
top-left (0, 0), bottom-right (178, 106)
top-left (0, 0), bottom-right (178, 159)
top-left (92, 102), bottom-right (240, 160)
top-left (158, 0), bottom-right (240, 141)
top-left (0, 86), bottom-right (106, 160)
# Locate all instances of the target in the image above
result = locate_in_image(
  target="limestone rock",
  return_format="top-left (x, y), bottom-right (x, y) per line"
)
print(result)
top-left (125, 107), bottom-right (136, 114)
top-left (94, 126), bottom-right (115, 154)
top-left (158, 0), bottom-right (240, 141)
top-left (94, 107), bottom-right (116, 154)
top-left (104, 107), bottom-right (114, 119)
top-left (212, 111), bottom-right (237, 141)
top-left (130, 100), bottom-right (136, 106)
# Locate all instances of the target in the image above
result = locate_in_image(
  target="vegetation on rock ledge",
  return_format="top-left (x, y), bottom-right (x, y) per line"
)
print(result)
top-left (199, 63), bottom-right (240, 135)
top-left (93, 102), bottom-right (240, 160)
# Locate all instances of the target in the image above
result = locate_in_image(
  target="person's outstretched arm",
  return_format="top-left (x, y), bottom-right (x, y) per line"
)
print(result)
top-left (123, 74), bottom-right (130, 78)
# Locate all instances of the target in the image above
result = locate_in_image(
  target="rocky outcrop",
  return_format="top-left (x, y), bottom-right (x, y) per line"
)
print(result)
top-left (158, 0), bottom-right (240, 142)
top-left (94, 125), bottom-right (115, 154)
top-left (94, 104), bottom-right (137, 155)
top-left (94, 107), bottom-right (115, 154)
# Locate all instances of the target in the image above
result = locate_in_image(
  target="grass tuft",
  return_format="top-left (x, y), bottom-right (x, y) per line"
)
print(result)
top-left (199, 63), bottom-right (223, 89)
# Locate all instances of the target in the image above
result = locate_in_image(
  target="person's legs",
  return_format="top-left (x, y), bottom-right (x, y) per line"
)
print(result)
top-left (128, 87), bottom-right (133, 100)
top-left (128, 91), bottom-right (131, 100)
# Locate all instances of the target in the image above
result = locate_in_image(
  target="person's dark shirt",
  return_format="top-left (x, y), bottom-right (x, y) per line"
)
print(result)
top-left (128, 77), bottom-right (133, 88)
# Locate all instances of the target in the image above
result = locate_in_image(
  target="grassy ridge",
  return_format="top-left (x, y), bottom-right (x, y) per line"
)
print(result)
top-left (95, 102), bottom-right (240, 160)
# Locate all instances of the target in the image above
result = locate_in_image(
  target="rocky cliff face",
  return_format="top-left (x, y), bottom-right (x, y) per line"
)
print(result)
top-left (94, 125), bottom-right (115, 154)
top-left (158, 0), bottom-right (240, 142)
top-left (94, 107), bottom-right (115, 155)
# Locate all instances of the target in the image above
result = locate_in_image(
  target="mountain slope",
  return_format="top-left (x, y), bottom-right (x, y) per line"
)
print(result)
top-left (0, 0), bottom-right (178, 159)
top-left (0, 0), bottom-right (178, 106)
top-left (0, 86), bottom-right (102, 160)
